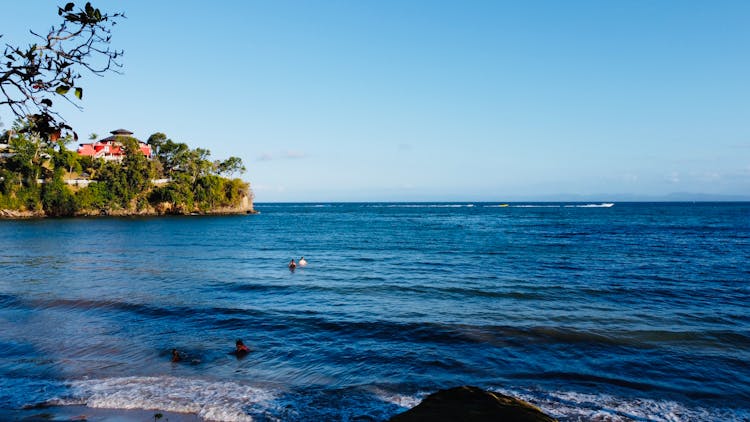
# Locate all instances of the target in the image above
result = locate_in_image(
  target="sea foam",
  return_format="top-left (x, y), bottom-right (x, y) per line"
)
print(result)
top-left (43, 376), bottom-right (420, 422)
top-left (41, 376), bottom-right (749, 422)
top-left (50, 376), bottom-right (274, 422)
top-left (493, 387), bottom-right (748, 422)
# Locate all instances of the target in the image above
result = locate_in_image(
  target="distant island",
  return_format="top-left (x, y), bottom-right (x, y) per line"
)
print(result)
top-left (0, 124), bottom-right (254, 218)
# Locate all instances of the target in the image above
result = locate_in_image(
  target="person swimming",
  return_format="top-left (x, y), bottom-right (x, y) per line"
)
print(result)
top-left (171, 348), bottom-right (181, 362)
top-left (289, 259), bottom-right (297, 270)
top-left (235, 339), bottom-right (250, 357)
top-left (298, 257), bottom-right (307, 267)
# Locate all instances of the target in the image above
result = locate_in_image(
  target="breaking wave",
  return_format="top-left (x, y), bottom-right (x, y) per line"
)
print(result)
top-left (498, 387), bottom-right (750, 422)
top-left (36, 376), bottom-right (748, 422)
top-left (44, 376), bottom-right (419, 422)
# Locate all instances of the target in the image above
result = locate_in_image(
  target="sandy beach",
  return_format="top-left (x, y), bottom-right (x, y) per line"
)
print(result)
top-left (1, 405), bottom-right (202, 422)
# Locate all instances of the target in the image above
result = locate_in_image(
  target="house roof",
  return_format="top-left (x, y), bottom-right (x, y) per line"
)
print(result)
top-left (101, 128), bottom-right (144, 144)
top-left (77, 144), bottom-right (96, 156)
top-left (75, 128), bottom-right (153, 158)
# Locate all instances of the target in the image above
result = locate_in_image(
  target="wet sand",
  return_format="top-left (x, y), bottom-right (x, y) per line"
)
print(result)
top-left (0, 405), bottom-right (202, 422)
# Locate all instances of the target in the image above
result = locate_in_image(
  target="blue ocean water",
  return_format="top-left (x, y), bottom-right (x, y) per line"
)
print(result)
top-left (0, 202), bottom-right (748, 421)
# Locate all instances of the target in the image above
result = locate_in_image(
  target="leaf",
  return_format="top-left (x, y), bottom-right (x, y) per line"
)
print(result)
top-left (56, 85), bottom-right (70, 95)
top-left (74, 87), bottom-right (83, 100)
top-left (65, 2), bottom-right (75, 12)
top-left (41, 99), bottom-right (53, 107)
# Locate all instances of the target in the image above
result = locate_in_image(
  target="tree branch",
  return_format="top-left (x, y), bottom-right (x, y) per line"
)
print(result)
top-left (0, 2), bottom-right (123, 140)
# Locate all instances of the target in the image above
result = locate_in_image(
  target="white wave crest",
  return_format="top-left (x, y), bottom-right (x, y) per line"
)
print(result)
top-left (371, 388), bottom-right (425, 409)
top-left (492, 387), bottom-right (747, 422)
top-left (39, 377), bottom-right (748, 422)
top-left (52, 376), bottom-right (276, 422)
top-left (511, 205), bottom-right (560, 208)
top-left (378, 204), bottom-right (475, 208)
top-left (563, 203), bottom-right (615, 208)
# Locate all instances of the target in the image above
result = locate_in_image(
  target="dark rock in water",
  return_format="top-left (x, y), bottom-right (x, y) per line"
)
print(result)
top-left (388, 386), bottom-right (556, 422)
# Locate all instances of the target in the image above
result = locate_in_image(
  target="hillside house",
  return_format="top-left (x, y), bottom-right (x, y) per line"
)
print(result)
top-left (77, 129), bottom-right (152, 161)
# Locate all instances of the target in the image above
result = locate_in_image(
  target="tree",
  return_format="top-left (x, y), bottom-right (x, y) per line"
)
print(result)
top-left (42, 174), bottom-right (77, 216)
top-left (0, 2), bottom-right (123, 141)
top-left (215, 156), bottom-right (246, 177)
top-left (53, 145), bottom-right (82, 174)
top-left (157, 139), bottom-right (190, 175)
top-left (187, 147), bottom-right (213, 182)
top-left (5, 120), bottom-right (54, 184)
top-left (121, 137), bottom-right (152, 193)
top-left (146, 132), bottom-right (167, 156)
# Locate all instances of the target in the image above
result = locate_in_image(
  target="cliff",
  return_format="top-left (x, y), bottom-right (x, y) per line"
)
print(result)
top-left (1, 193), bottom-right (255, 219)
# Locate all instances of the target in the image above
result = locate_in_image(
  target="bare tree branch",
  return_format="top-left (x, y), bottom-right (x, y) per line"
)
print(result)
top-left (0, 2), bottom-right (123, 140)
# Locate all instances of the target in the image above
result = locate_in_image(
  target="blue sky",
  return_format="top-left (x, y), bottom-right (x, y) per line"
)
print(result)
top-left (1, 1), bottom-right (749, 201)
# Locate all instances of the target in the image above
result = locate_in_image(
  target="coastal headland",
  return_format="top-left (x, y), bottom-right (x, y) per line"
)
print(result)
top-left (0, 128), bottom-right (254, 218)
top-left (0, 195), bottom-right (255, 219)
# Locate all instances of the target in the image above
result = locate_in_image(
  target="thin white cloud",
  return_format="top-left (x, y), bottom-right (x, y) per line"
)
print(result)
top-left (257, 152), bottom-right (274, 161)
top-left (283, 150), bottom-right (308, 159)
top-left (666, 172), bottom-right (680, 183)
top-left (695, 171), bottom-right (721, 182)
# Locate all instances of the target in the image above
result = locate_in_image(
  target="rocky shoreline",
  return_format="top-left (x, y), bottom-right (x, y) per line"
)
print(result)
top-left (0, 208), bottom-right (257, 219)
top-left (0, 198), bottom-right (256, 219)
top-left (389, 386), bottom-right (556, 422)
top-left (1, 387), bottom-right (556, 421)
top-left (0, 209), bottom-right (46, 219)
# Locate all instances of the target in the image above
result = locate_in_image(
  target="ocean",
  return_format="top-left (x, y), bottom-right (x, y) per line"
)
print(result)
top-left (0, 202), bottom-right (748, 421)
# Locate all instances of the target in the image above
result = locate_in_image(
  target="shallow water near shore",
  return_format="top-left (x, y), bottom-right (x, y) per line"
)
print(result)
top-left (1, 202), bottom-right (749, 421)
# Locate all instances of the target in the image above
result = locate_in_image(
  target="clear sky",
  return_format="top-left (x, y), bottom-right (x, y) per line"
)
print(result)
top-left (2, 1), bottom-right (749, 201)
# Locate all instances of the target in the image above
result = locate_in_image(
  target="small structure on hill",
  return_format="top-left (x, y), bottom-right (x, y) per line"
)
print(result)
top-left (77, 129), bottom-right (152, 161)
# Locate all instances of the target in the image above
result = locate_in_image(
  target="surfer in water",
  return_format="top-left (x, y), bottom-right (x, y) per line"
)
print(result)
top-left (171, 348), bottom-right (181, 362)
top-left (298, 257), bottom-right (307, 267)
top-left (235, 339), bottom-right (250, 357)
top-left (289, 259), bottom-right (297, 270)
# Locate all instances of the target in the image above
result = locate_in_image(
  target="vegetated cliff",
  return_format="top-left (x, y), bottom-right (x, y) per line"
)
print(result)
top-left (0, 187), bottom-right (255, 218)
top-left (1, 127), bottom-right (254, 218)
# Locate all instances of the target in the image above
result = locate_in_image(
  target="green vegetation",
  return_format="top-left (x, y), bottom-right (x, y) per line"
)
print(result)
top-left (0, 120), bottom-right (251, 217)
top-left (0, 3), bottom-right (251, 217)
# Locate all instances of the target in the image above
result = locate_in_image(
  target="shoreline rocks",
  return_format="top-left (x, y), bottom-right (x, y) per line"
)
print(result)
top-left (389, 386), bottom-right (556, 422)
top-left (0, 209), bottom-right (46, 219)
top-left (0, 204), bottom-right (257, 219)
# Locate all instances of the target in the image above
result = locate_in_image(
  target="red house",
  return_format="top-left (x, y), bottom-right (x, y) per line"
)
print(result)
top-left (77, 129), bottom-right (152, 161)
